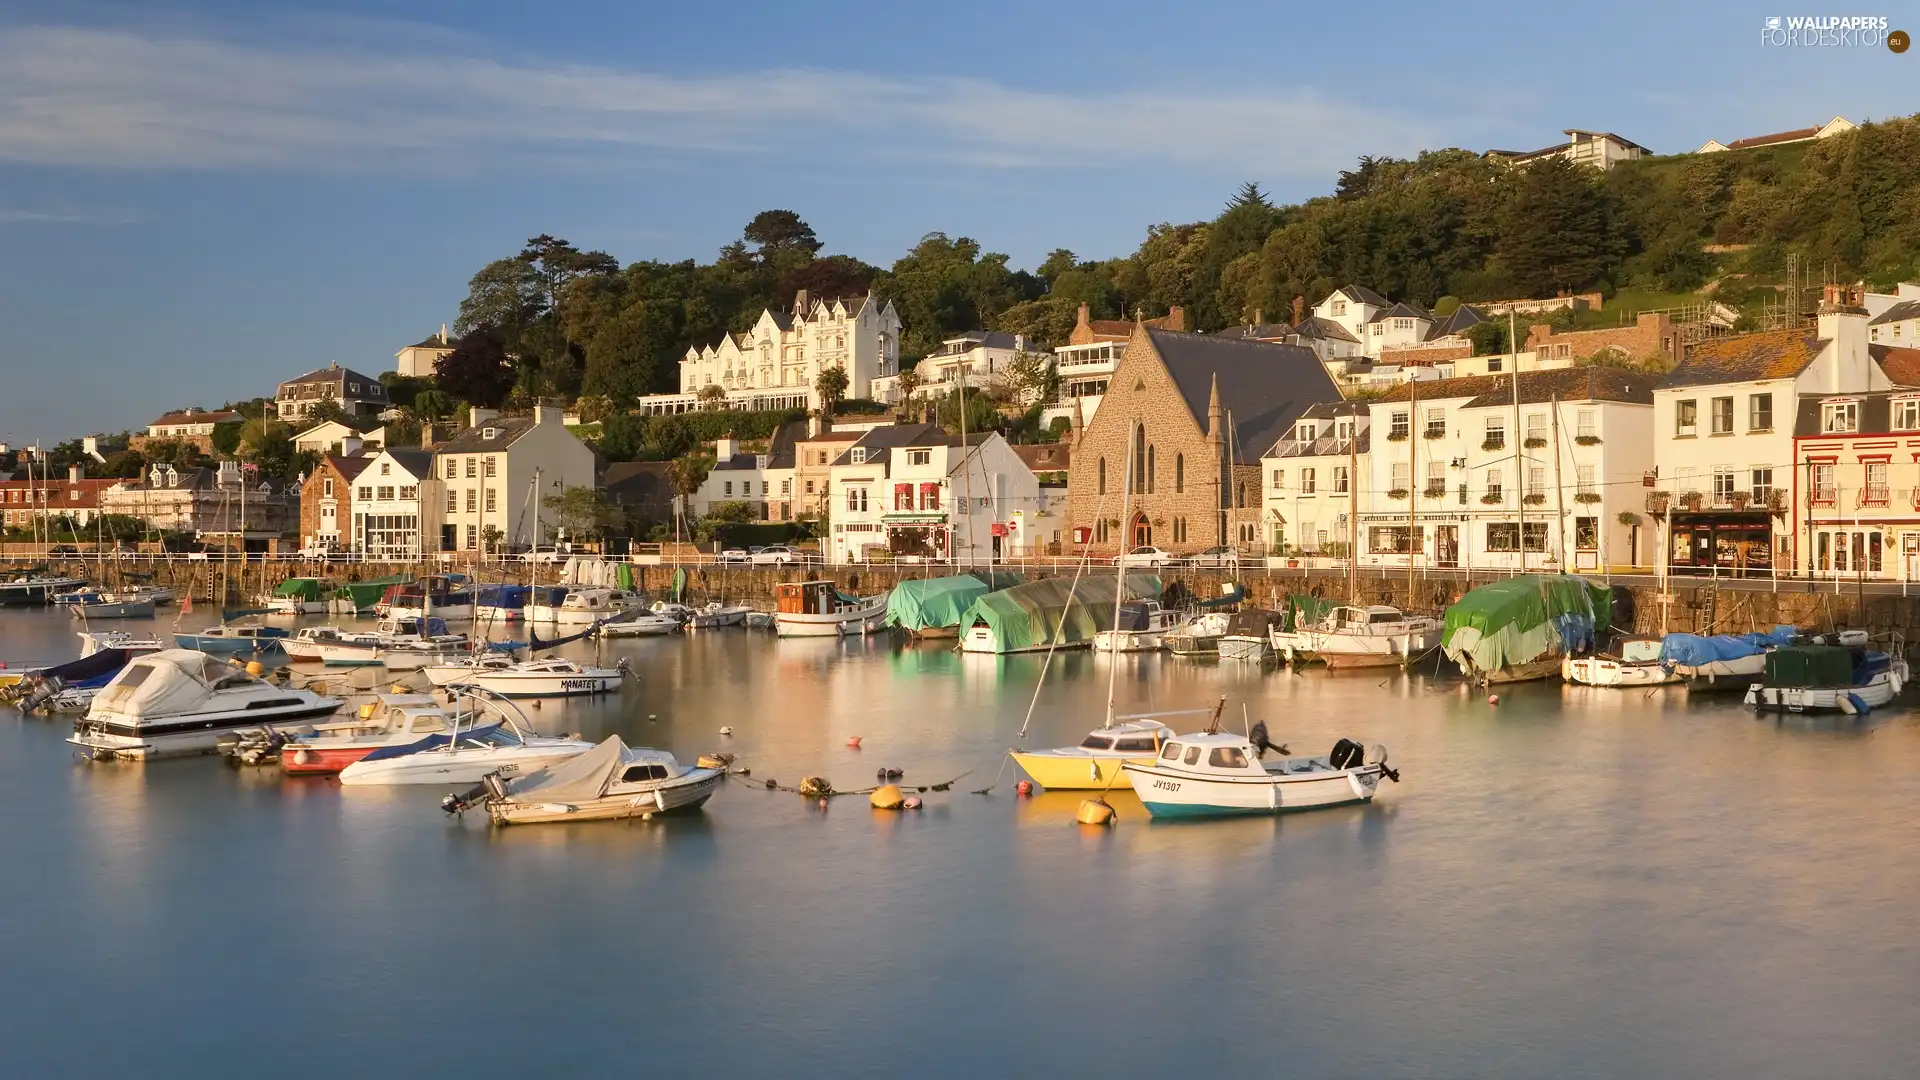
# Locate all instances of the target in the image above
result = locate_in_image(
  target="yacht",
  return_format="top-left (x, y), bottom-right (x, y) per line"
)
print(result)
top-left (533, 588), bottom-right (646, 629)
top-left (1009, 716), bottom-right (1176, 790)
top-left (597, 612), bottom-right (683, 637)
top-left (432, 656), bottom-right (629, 697)
top-left (1091, 600), bottom-right (1180, 653)
top-left (1165, 612), bottom-right (1231, 656)
top-left (773, 581), bottom-right (888, 637)
top-left (69, 650), bottom-right (343, 760)
top-left (0, 573), bottom-right (89, 606)
top-left (687, 602), bottom-right (753, 630)
top-left (78, 630), bottom-right (166, 657)
top-left (69, 593), bottom-right (158, 619)
top-left (443, 736), bottom-right (723, 824)
top-left (281, 617), bottom-right (468, 665)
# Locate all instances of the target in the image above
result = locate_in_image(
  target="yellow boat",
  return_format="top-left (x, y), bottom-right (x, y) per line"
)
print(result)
top-left (1009, 717), bottom-right (1175, 791)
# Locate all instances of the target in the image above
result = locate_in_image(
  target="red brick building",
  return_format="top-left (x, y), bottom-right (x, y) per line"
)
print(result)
top-left (0, 472), bottom-right (118, 529)
top-left (299, 455), bottom-right (371, 551)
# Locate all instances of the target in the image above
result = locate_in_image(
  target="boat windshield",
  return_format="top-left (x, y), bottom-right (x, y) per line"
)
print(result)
top-left (1080, 734), bottom-right (1115, 750)
top-left (456, 727), bottom-right (524, 749)
top-left (1160, 742), bottom-right (1183, 760)
top-left (1113, 736), bottom-right (1158, 752)
top-left (1208, 746), bottom-right (1250, 769)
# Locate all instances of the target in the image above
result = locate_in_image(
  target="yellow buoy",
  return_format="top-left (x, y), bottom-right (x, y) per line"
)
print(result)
top-left (245, 661), bottom-right (264, 677)
top-left (1076, 799), bottom-right (1117, 827)
top-left (359, 703), bottom-right (376, 720)
top-left (869, 784), bottom-right (905, 810)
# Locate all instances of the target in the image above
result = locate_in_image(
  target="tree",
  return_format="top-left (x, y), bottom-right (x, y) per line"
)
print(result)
top-left (302, 398), bottom-right (349, 427)
top-left (936, 386), bottom-right (1001, 436)
top-left (99, 449), bottom-right (149, 478)
top-left (209, 422), bottom-right (243, 455)
top-left (894, 368), bottom-right (923, 402)
top-left (411, 389), bottom-right (456, 423)
top-left (779, 254), bottom-right (879, 303)
top-left (434, 332), bottom-right (516, 409)
top-left (550, 485), bottom-right (623, 539)
top-left (455, 258), bottom-right (545, 344)
top-left (1003, 351), bottom-right (1053, 405)
top-left (697, 384), bottom-right (728, 408)
top-left (581, 301), bottom-right (677, 403)
top-left (598, 411), bottom-right (648, 462)
top-left (694, 500), bottom-right (757, 542)
top-left (1498, 157), bottom-right (1621, 297)
top-left (378, 372), bottom-right (434, 411)
top-left (1038, 248), bottom-right (1079, 283)
top-left (814, 366), bottom-right (849, 413)
top-left (741, 210), bottom-right (822, 261)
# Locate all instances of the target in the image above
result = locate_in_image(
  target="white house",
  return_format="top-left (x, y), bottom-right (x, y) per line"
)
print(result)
top-left (1359, 368), bottom-right (1659, 573)
top-left (1867, 284), bottom-right (1920, 347)
top-left (435, 405), bottom-right (595, 552)
top-left (349, 448), bottom-right (439, 558)
top-left (1652, 286), bottom-right (1888, 575)
top-left (1262, 401), bottom-right (1369, 556)
top-left (395, 326), bottom-right (455, 378)
top-left (825, 424), bottom-right (1040, 565)
top-left (1490, 129), bottom-right (1649, 170)
top-left (647, 290), bottom-right (902, 415)
top-left (689, 427), bottom-right (801, 522)
top-left (1697, 116), bottom-right (1856, 154)
top-left (875, 330), bottom-right (1043, 405)
top-left (275, 363), bottom-right (389, 422)
top-left (293, 419), bottom-right (385, 456)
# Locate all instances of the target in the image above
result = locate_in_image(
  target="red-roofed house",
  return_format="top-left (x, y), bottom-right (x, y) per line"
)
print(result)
top-left (1696, 117), bottom-right (1855, 154)
top-left (0, 469), bottom-right (119, 529)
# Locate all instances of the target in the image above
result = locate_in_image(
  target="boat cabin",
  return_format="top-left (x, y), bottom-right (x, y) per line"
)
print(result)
top-left (1323, 605), bottom-right (1432, 633)
top-left (559, 588), bottom-right (639, 613)
top-left (1611, 636), bottom-right (1663, 664)
top-left (1077, 720), bottom-right (1173, 753)
top-left (1153, 731), bottom-right (1269, 776)
top-left (315, 693), bottom-right (450, 736)
top-left (776, 581), bottom-right (860, 616)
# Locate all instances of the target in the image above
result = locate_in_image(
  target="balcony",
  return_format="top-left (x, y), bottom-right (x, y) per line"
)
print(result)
top-left (1857, 485), bottom-right (1890, 508)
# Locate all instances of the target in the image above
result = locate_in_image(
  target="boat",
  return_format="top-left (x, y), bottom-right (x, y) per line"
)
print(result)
top-left (329, 574), bottom-right (410, 616)
top-left (1091, 599), bottom-right (1180, 652)
top-left (1271, 604), bottom-right (1443, 669)
top-left (422, 654), bottom-right (517, 687)
top-left (53, 588), bottom-right (104, 605)
top-left (957, 574), bottom-right (1161, 654)
top-left (337, 692), bottom-right (593, 785)
top-left (597, 612), bottom-right (682, 637)
top-left (774, 581), bottom-right (890, 637)
top-left (124, 584), bottom-right (175, 606)
top-left (885, 572), bottom-right (1022, 638)
top-left (1745, 636), bottom-right (1908, 714)
top-left (0, 572), bottom-right (88, 606)
top-left (744, 611), bottom-right (774, 630)
top-left (530, 587), bottom-right (645, 629)
top-left (2, 647), bottom-right (142, 713)
top-left (687, 602), bottom-right (754, 630)
top-left (380, 576), bottom-right (476, 622)
top-left (1165, 612), bottom-right (1231, 656)
top-left (649, 601), bottom-right (695, 624)
top-left (1122, 727), bottom-right (1397, 819)
top-left (1657, 626), bottom-right (1797, 690)
top-left (1010, 715), bottom-right (1178, 790)
top-left (1440, 574), bottom-right (1613, 685)
top-left (68, 593), bottom-right (158, 619)
top-left (281, 617), bottom-right (468, 665)
top-left (78, 630), bottom-right (165, 657)
top-left (68, 650), bottom-right (344, 760)
top-left (442, 735), bottom-right (723, 825)
top-left (263, 577), bottom-right (329, 615)
top-left (1563, 635), bottom-right (1682, 687)
top-left (1217, 609), bottom-right (1284, 662)
top-left (436, 656), bottom-right (629, 697)
top-left (277, 692), bottom-right (478, 775)
top-left (174, 623), bottom-right (293, 656)
top-left (474, 584), bottom-right (531, 622)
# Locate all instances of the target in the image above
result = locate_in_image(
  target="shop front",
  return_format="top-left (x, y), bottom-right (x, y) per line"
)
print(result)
top-left (1667, 510), bottom-right (1775, 576)
top-left (883, 513), bottom-right (949, 560)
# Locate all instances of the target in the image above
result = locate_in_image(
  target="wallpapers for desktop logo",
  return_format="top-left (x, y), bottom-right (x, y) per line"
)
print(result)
top-left (1760, 15), bottom-right (1903, 48)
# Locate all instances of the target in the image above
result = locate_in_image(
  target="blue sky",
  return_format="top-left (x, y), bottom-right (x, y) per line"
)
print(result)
top-left (1, 0), bottom-right (1912, 444)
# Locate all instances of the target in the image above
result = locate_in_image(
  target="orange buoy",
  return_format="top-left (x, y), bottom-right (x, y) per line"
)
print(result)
top-left (846, 736), bottom-right (862, 748)
top-left (1076, 799), bottom-right (1116, 826)
top-left (1014, 779), bottom-right (1034, 797)
top-left (870, 784), bottom-right (905, 810)
top-left (1487, 693), bottom-right (1500, 706)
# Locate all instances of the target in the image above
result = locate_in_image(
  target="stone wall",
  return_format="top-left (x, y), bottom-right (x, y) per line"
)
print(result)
top-left (1525, 313), bottom-right (1681, 368)
top-left (1378, 343), bottom-right (1473, 367)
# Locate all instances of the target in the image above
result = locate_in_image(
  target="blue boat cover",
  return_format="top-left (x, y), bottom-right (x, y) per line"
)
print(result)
top-left (1657, 625), bottom-right (1795, 668)
top-left (355, 722), bottom-right (502, 762)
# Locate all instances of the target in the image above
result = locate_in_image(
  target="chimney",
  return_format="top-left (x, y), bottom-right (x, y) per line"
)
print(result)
top-left (794, 289), bottom-right (810, 315)
top-left (341, 435), bottom-right (363, 458)
top-left (531, 404), bottom-right (563, 427)
top-left (1817, 284), bottom-right (1873, 391)
top-left (715, 435), bottom-right (738, 463)
top-left (68, 464), bottom-right (82, 483)
top-left (1074, 302), bottom-right (1092, 341)
top-left (807, 412), bottom-right (823, 438)
top-left (1164, 305), bottom-right (1187, 332)
top-left (1292, 295), bottom-right (1305, 325)
top-left (420, 422), bottom-right (436, 449)
top-left (440, 323), bottom-right (450, 344)
top-left (468, 406), bottom-right (498, 429)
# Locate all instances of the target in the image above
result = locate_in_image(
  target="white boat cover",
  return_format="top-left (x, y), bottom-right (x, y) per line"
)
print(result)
top-left (504, 735), bottom-right (627, 801)
top-left (92, 649), bottom-right (256, 719)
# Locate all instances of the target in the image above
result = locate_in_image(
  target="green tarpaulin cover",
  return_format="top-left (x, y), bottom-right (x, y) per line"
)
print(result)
top-left (1282, 594), bottom-right (1337, 632)
top-left (273, 578), bottom-right (325, 600)
top-left (958, 573), bottom-right (1160, 653)
top-left (885, 572), bottom-right (1024, 632)
top-left (1440, 574), bottom-right (1613, 677)
top-left (1761, 645), bottom-right (1855, 688)
top-left (332, 574), bottom-right (410, 612)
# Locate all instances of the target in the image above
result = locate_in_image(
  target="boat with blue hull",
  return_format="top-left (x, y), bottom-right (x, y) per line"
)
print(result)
top-left (174, 624), bottom-right (292, 655)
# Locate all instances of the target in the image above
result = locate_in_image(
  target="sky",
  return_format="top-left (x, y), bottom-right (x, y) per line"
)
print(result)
top-left (1, 0), bottom-right (1914, 444)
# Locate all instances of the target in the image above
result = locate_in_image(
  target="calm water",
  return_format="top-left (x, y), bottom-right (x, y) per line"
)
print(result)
top-left (2, 607), bottom-right (1918, 1078)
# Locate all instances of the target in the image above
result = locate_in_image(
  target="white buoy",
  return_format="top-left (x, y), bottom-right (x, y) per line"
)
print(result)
top-left (719, 725), bottom-right (734, 736)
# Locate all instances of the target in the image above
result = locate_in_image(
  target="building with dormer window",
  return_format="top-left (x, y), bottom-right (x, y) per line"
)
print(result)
top-left (275, 363), bottom-right (389, 422)
top-left (638, 290), bottom-right (901, 415)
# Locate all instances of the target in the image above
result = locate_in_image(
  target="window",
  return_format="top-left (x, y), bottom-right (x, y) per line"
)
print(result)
top-left (1865, 461), bottom-right (1889, 505)
top-left (1390, 461), bottom-right (1410, 492)
top-left (1484, 417), bottom-right (1505, 449)
top-left (1486, 523), bottom-right (1520, 551)
top-left (1676, 399), bottom-right (1698, 436)
top-left (1370, 526), bottom-right (1413, 553)
top-left (379, 462), bottom-right (391, 476)
top-left (482, 427), bottom-right (497, 440)
top-left (1131, 425), bottom-right (1147, 494)
top-left (1750, 467), bottom-right (1773, 503)
top-left (357, 486), bottom-right (372, 501)
top-left (1575, 517), bottom-right (1598, 551)
top-left (1576, 410), bottom-right (1596, 439)
top-left (1424, 408), bottom-right (1444, 438)
top-left (1235, 481), bottom-right (1246, 508)
top-left (805, 480), bottom-right (816, 494)
top-left (1172, 517), bottom-right (1187, 543)
top-left (1821, 401), bottom-right (1858, 433)
top-left (1097, 457), bottom-right (1106, 495)
top-left (1576, 464), bottom-right (1595, 496)
top-left (465, 524), bottom-right (477, 550)
top-left (1334, 466), bottom-right (1349, 493)
top-left (894, 483), bottom-right (913, 511)
top-left (781, 480), bottom-right (791, 496)
top-left (465, 489), bottom-right (477, 513)
top-left (1525, 412), bottom-right (1546, 444)
top-left (761, 481), bottom-right (769, 496)
top-left (446, 489), bottom-right (457, 513)
top-left (1527, 467), bottom-right (1545, 497)
top-left (1711, 397), bottom-right (1734, 434)
top-left (850, 448), bottom-right (867, 464)
top-left (1712, 467), bottom-right (1736, 505)
top-left (723, 481), bottom-right (733, 497)
top-left (465, 458), bottom-right (477, 478)
top-left (1813, 463), bottom-right (1836, 505)
top-left (322, 478), bottom-right (333, 497)
top-left (1486, 469), bottom-right (1503, 501)
top-left (1332, 300), bottom-right (1347, 316)
top-left (1147, 445), bottom-right (1156, 494)
top-left (1183, 745), bottom-right (1202, 766)
top-left (845, 486), bottom-right (867, 513)
top-left (1208, 746), bottom-right (1250, 769)
top-left (1522, 522), bottom-right (1548, 551)
top-left (484, 457), bottom-right (497, 477)
top-left (1300, 468), bottom-right (1316, 494)
top-left (905, 449), bottom-right (930, 466)
top-left (920, 483), bottom-right (939, 511)
top-left (485, 488), bottom-right (497, 512)
top-left (399, 485), bottom-right (416, 501)
top-left (1897, 400), bottom-right (1920, 431)
top-left (1175, 454), bottom-right (1185, 493)
top-left (1271, 468), bottom-right (1283, 490)
top-left (446, 459), bottom-right (457, 479)
top-left (1389, 411), bottom-right (1410, 439)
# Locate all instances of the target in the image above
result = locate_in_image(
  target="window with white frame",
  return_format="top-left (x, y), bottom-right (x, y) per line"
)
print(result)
top-left (1486, 468), bottom-right (1503, 501)
top-left (1333, 466), bottom-right (1349, 493)
top-left (1749, 394), bottom-right (1773, 431)
top-left (1576, 409), bottom-right (1595, 439)
top-left (1391, 461), bottom-right (1410, 492)
top-left (1300, 468), bottom-right (1316, 494)
top-left (1865, 461), bottom-right (1889, 504)
top-left (1676, 399), bottom-right (1698, 436)
top-left (1389, 411), bottom-right (1409, 439)
top-left (1526, 467), bottom-right (1545, 497)
top-left (1424, 408), bottom-right (1444, 438)
top-left (1821, 401), bottom-right (1858, 433)
top-left (905, 449), bottom-right (931, 465)
top-left (1271, 468), bottom-right (1284, 490)
top-left (845, 486), bottom-right (867, 512)
top-left (1813, 463), bottom-right (1836, 504)
top-left (1750, 467), bottom-right (1773, 502)
top-left (1484, 416), bottom-right (1505, 448)
top-left (1524, 412), bottom-right (1546, 444)
top-left (1576, 464), bottom-right (1595, 495)
top-left (1426, 460), bottom-right (1445, 491)
top-left (1712, 467), bottom-right (1737, 504)
top-left (1711, 397), bottom-right (1734, 434)
top-left (1895, 399), bottom-right (1920, 430)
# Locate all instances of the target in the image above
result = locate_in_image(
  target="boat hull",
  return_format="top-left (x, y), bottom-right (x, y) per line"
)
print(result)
top-left (1092, 630), bottom-right (1166, 653)
top-left (69, 703), bottom-right (342, 760)
top-left (775, 604), bottom-right (888, 637)
top-left (338, 745), bottom-right (590, 785)
top-left (281, 744), bottom-right (382, 775)
top-left (1563, 655), bottom-right (1683, 687)
top-left (71, 600), bottom-right (156, 619)
top-left (1010, 750), bottom-right (1155, 790)
top-left (1275, 628), bottom-right (1442, 668)
top-left (487, 770), bottom-right (722, 824)
top-left (1745, 668), bottom-right (1904, 713)
top-left (1217, 636), bottom-right (1273, 662)
top-left (1125, 762), bottom-right (1382, 818)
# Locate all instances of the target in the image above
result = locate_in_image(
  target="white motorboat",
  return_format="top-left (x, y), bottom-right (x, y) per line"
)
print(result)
top-left (1092, 600), bottom-right (1180, 653)
top-left (1271, 605), bottom-right (1443, 669)
top-left (650, 601), bottom-right (696, 624)
top-left (526, 587), bottom-right (644, 628)
top-left (597, 613), bottom-right (682, 637)
top-left (278, 692), bottom-right (484, 775)
top-left (437, 656), bottom-right (629, 697)
top-left (687, 602), bottom-right (753, 630)
top-left (1745, 640), bottom-right (1908, 714)
top-left (1217, 609), bottom-right (1283, 662)
top-left (380, 577), bottom-right (476, 622)
top-left (1123, 728), bottom-right (1397, 818)
top-left (442, 735), bottom-right (723, 824)
top-left (68, 650), bottom-right (344, 760)
top-left (1166, 612), bottom-right (1231, 656)
top-left (422, 654), bottom-right (517, 687)
top-left (337, 692), bottom-right (592, 785)
top-left (125, 584), bottom-right (175, 606)
top-left (1563, 636), bottom-right (1681, 687)
top-left (69, 593), bottom-right (157, 619)
top-left (282, 618), bottom-right (468, 665)
top-left (773, 581), bottom-right (888, 637)
top-left (78, 630), bottom-right (166, 657)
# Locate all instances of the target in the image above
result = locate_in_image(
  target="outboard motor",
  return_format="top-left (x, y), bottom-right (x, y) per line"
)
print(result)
top-left (1328, 738), bottom-right (1365, 770)
top-left (1247, 721), bottom-right (1289, 759)
top-left (441, 782), bottom-right (489, 815)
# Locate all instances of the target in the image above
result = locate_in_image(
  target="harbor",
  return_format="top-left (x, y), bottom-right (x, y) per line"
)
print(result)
top-left (4, 596), bottom-right (1919, 1076)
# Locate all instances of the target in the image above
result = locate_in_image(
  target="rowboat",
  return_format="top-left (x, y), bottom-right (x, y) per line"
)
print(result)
top-left (442, 735), bottom-right (722, 825)
top-left (1123, 727), bottom-right (1397, 818)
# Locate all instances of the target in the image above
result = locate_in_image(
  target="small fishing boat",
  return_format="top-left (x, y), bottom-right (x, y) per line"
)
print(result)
top-left (437, 656), bottom-right (629, 697)
top-left (69, 650), bottom-right (343, 760)
top-left (1010, 715), bottom-right (1176, 790)
top-left (532, 587), bottom-right (646, 629)
top-left (1091, 600), bottom-right (1180, 653)
top-left (174, 623), bottom-right (292, 656)
top-left (282, 617), bottom-right (468, 665)
top-left (337, 695), bottom-right (592, 785)
top-left (78, 630), bottom-right (165, 657)
top-left (1563, 636), bottom-right (1682, 687)
top-left (597, 612), bottom-right (682, 637)
top-left (0, 573), bottom-right (89, 606)
top-left (688, 602), bottom-right (753, 630)
top-left (442, 735), bottom-right (723, 824)
top-left (1122, 725), bottom-right (1398, 819)
top-left (1658, 626), bottom-right (1796, 690)
top-left (1217, 609), bottom-right (1283, 662)
top-left (774, 581), bottom-right (889, 637)
top-left (278, 692), bottom-right (474, 775)
top-left (1441, 574), bottom-right (1612, 685)
top-left (1745, 637), bottom-right (1908, 714)
top-left (262, 577), bottom-right (329, 615)
top-left (69, 593), bottom-right (157, 619)
top-left (1272, 605), bottom-right (1443, 669)
top-left (1165, 612), bottom-right (1231, 656)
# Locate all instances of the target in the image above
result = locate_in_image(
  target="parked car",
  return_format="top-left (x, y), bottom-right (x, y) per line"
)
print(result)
top-left (518, 545), bottom-right (569, 564)
top-left (715, 548), bottom-right (751, 564)
top-left (48, 544), bottom-right (79, 556)
top-left (1112, 545), bottom-right (1174, 568)
top-left (1185, 546), bottom-right (1240, 569)
top-left (751, 544), bottom-right (799, 566)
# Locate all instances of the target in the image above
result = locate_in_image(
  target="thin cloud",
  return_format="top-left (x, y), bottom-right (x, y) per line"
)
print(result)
top-left (0, 24), bottom-right (1447, 177)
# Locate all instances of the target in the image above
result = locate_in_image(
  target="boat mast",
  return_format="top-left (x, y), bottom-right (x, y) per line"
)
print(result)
top-left (1408, 378), bottom-right (1418, 604)
top-left (1550, 392), bottom-right (1566, 570)
top-left (955, 364), bottom-right (973, 571)
top-left (1104, 434), bottom-right (1135, 729)
top-left (1511, 309), bottom-right (1524, 577)
top-left (1347, 405), bottom-right (1359, 605)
